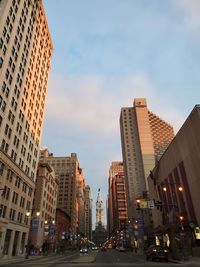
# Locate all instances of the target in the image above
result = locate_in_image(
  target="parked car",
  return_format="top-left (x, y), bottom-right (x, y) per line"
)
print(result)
top-left (145, 245), bottom-right (168, 262)
top-left (79, 247), bottom-right (88, 253)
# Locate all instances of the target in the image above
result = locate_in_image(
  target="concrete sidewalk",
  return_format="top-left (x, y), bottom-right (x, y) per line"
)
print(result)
top-left (169, 256), bottom-right (200, 266)
top-left (0, 252), bottom-right (76, 266)
top-left (0, 255), bottom-right (42, 266)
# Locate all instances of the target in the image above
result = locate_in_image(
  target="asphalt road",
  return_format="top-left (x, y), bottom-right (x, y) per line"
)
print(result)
top-left (0, 248), bottom-right (199, 267)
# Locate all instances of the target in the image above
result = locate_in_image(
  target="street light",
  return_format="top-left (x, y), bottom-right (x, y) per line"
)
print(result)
top-left (179, 215), bottom-right (184, 231)
top-left (44, 218), bottom-right (56, 254)
top-left (25, 210), bottom-right (40, 259)
top-left (162, 185), bottom-right (183, 192)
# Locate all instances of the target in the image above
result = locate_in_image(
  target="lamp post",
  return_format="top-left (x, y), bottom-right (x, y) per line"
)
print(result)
top-left (25, 210), bottom-right (40, 259)
top-left (162, 182), bottom-right (184, 224)
top-left (44, 218), bottom-right (56, 254)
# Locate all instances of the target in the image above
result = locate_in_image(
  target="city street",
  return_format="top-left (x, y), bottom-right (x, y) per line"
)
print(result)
top-left (1, 248), bottom-right (200, 267)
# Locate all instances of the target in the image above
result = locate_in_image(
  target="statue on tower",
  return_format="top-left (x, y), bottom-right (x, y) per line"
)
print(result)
top-left (95, 188), bottom-right (104, 229)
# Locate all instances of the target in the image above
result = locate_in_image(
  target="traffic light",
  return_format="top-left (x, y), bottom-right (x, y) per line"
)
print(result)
top-left (179, 215), bottom-right (184, 221)
top-left (150, 170), bottom-right (156, 185)
top-left (155, 201), bottom-right (163, 211)
top-left (136, 199), bottom-right (141, 210)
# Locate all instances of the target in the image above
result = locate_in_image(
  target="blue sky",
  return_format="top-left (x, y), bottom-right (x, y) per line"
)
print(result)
top-left (42, 0), bottom-right (200, 227)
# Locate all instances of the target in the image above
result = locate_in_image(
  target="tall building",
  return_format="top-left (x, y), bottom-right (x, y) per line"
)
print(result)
top-left (39, 148), bottom-right (79, 234)
top-left (107, 162), bottom-right (126, 235)
top-left (96, 188), bottom-right (104, 228)
top-left (120, 98), bottom-right (174, 219)
top-left (0, 0), bottom-right (52, 258)
top-left (76, 167), bottom-right (86, 237)
top-left (84, 185), bottom-right (92, 240)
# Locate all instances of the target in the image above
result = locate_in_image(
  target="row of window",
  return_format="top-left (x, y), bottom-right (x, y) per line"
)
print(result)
top-left (2, 186), bottom-right (31, 206)
top-left (0, 162), bottom-right (33, 196)
top-left (0, 204), bottom-right (29, 225)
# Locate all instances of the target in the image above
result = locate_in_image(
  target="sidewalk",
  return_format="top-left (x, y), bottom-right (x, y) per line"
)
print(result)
top-left (169, 256), bottom-right (200, 266)
top-left (0, 255), bottom-right (43, 266)
top-left (0, 252), bottom-right (67, 266)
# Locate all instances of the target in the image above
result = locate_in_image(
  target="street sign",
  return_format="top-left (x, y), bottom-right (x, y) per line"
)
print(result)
top-left (140, 198), bottom-right (148, 208)
top-left (148, 200), bottom-right (155, 209)
top-left (31, 218), bottom-right (39, 232)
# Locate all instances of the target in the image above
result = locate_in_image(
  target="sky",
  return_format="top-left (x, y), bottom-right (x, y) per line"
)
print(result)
top-left (42, 0), bottom-right (200, 227)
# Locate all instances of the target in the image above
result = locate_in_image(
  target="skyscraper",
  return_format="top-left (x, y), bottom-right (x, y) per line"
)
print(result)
top-left (84, 185), bottom-right (92, 240)
top-left (0, 0), bottom-right (52, 258)
top-left (120, 98), bottom-right (174, 219)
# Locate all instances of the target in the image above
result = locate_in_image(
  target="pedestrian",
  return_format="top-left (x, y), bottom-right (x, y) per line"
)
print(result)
top-left (134, 239), bottom-right (138, 253)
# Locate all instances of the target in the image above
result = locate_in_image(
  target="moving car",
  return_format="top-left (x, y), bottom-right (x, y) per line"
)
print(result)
top-left (119, 246), bottom-right (126, 252)
top-left (145, 245), bottom-right (168, 262)
top-left (79, 247), bottom-right (88, 253)
top-left (101, 246), bottom-right (107, 252)
top-left (91, 246), bottom-right (98, 251)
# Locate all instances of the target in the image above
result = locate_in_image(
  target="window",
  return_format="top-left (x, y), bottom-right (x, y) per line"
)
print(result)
top-left (5, 69), bottom-right (9, 79)
top-left (1, 101), bottom-right (6, 112)
top-left (0, 205), bottom-right (7, 218)
top-left (12, 14), bottom-right (15, 22)
top-left (6, 34), bottom-right (10, 44)
top-left (6, 169), bottom-right (13, 182)
top-left (0, 57), bottom-right (3, 68)
top-left (15, 176), bottom-right (21, 188)
top-left (0, 38), bottom-right (3, 48)
top-left (3, 27), bottom-right (7, 37)
top-left (0, 162), bottom-right (5, 176)
top-left (9, 208), bottom-right (16, 220)
top-left (2, 186), bottom-right (10, 200)
top-left (2, 45), bottom-right (7, 55)
top-left (22, 182), bottom-right (27, 193)
top-left (20, 196), bottom-right (25, 208)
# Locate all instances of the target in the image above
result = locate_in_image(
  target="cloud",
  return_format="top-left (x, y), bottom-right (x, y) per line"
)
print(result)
top-left (174, 0), bottom-right (200, 29)
top-left (45, 72), bottom-right (156, 137)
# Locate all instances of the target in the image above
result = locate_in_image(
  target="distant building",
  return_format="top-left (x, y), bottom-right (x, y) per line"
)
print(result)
top-left (84, 185), bottom-right (92, 240)
top-left (76, 168), bottom-right (86, 237)
top-left (107, 162), bottom-right (128, 235)
top-left (39, 148), bottom-right (80, 235)
top-left (0, 0), bottom-right (53, 258)
top-left (120, 98), bottom-right (174, 220)
top-left (92, 226), bottom-right (108, 247)
top-left (112, 173), bottom-right (128, 233)
top-left (93, 188), bottom-right (107, 245)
